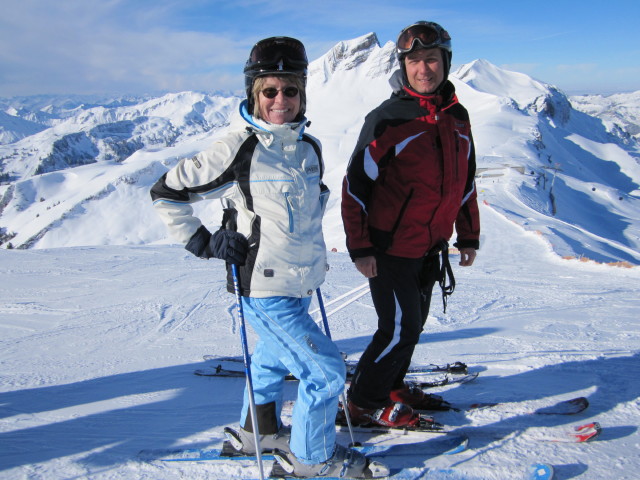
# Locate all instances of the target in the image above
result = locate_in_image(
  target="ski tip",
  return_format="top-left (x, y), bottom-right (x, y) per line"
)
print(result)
top-left (568, 396), bottom-right (589, 411)
top-left (443, 435), bottom-right (469, 455)
top-left (528, 462), bottom-right (554, 480)
top-left (366, 458), bottom-right (391, 478)
top-left (574, 421), bottom-right (602, 442)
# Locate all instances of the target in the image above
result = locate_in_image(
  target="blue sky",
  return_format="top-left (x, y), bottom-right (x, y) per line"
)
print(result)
top-left (1, 0), bottom-right (639, 98)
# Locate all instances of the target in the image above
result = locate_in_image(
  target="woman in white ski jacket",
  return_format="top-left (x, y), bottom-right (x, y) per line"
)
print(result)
top-left (151, 37), bottom-right (384, 479)
top-left (151, 100), bottom-right (329, 299)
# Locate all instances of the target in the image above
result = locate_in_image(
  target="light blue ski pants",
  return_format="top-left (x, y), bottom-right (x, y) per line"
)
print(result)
top-left (239, 295), bottom-right (346, 464)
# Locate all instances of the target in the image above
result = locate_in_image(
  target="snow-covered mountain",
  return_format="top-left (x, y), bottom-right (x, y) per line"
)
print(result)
top-left (1, 33), bottom-right (639, 265)
top-left (570, 90), bottom-right (640, 143)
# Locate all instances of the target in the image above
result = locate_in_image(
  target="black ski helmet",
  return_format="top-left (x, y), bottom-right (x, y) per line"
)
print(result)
top-left (244, 36), bottom-right (308, 116)
top-left (395, 21), bottom-right (452, 88)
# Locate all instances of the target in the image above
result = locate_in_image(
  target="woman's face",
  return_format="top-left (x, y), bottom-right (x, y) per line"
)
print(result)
top-left (257, 76), bottom-right (301, 124)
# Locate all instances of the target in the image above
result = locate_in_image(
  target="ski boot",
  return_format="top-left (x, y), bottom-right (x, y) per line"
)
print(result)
top-left (272, 443), bottom-right (389, 478)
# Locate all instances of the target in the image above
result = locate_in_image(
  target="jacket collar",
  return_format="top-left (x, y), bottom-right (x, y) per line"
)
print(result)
top-left (394, 79), bottom-right (458, 114)
top-left (238, 100), bottom-right (307, 147)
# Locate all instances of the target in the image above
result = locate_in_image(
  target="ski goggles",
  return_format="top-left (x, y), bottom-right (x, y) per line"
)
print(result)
top-left (248, 37), bottom-right (308, 70)
top-left (396, 22), bottom-right (451, 54)
top-left (261, 86), bottom-right (300, 99)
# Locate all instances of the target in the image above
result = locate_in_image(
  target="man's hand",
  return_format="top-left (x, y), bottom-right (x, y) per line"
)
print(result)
top-left (355, 256), bottom-right (377, 278)
top-left (458, 248), bottom-right (477, 266)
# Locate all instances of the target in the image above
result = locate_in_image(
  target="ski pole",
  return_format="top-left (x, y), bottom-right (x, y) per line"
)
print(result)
top-left (309, 281), bottom-right (369, 316)
top-left (316, 287), bottom-right (332, 339)
top-left (323, 288), bottom-right (370, 318)
top-left (232, 264), bottom-right (265, 480)
top-left (316, 288), bottom-right (359, 448)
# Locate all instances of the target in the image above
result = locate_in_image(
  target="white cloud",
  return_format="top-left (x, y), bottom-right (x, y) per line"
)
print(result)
top-left (500, 63), bottom-right (542, 75)
top-left (0, 1), bottom-right (248, 96)
top-left (556, 64), bottom-right (598, 73)
top-left (1, 0), bottom-right (638, 96)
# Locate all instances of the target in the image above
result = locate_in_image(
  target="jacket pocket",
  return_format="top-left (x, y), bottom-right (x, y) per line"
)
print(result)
top-left (319, 183), bottom-right (330, 215)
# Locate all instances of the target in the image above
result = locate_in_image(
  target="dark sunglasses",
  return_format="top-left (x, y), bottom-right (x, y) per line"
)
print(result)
top-left (397, 22), bottom-right (451, 54)
top-left (261, 86), bottom-right (300, 99)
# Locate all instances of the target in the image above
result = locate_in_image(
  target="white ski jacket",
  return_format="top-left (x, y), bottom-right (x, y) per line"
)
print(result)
top-left (151, 102), bottom-right (329, 298)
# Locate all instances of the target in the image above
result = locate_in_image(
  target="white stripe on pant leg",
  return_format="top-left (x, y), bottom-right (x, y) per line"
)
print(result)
top-left (374, 292), bottom-right (402, 363)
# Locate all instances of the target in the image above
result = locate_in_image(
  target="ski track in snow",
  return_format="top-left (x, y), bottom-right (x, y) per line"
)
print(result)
top-left (0, 204), bottom-right (639, 479)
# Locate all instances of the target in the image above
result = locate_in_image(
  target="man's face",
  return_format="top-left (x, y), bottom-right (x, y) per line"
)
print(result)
top-left (404, 47), bottom-right (445, 94)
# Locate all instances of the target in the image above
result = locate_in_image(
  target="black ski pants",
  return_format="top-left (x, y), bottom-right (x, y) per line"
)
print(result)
top-left (349, 252), bottom-right (440, 409)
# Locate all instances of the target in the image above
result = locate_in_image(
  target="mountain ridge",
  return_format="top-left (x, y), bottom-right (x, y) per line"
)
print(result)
top-left (1, 35), bottom-right (639, 265)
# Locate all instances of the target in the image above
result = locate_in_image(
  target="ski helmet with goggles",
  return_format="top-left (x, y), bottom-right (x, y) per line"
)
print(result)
top-left (244, 36), bottom-right (308, 115)
top-left (396, 21), bottom-right (452, 87)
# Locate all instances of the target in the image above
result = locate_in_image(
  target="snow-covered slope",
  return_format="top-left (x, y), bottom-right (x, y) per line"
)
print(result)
top-left (0, 110), bottom-right (47, 144)
top-left (1, 33), bottom-right (639, 265)
top-left (1, 202), bottom-right (638, 479)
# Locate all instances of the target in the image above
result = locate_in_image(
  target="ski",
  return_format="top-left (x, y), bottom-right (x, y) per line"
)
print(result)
top-left (139, 446), bottom-right (554, 480)
top-left (283, 395), bottom-right (587, 439)
top-left (408, 372), bottom-right (478, 388)
top-left (138, 434), bottom-right (468, 463)
top-left (201, 355), bottom-right (470, 375)
top-left (194, 365), bottom-right (477, 389)
top-left (460, 422), bottom-right (602, 444)
top-left (194, 366), bottom-right (296, 380)
top-left (408, 462), bottom-right (553, 480)
top-left (524, 421), bottom-right (602, 443)
top-left (338, 421), bottom-right (601, 444)
top-left (197, 356), bottom-right (476, 388)
top-left (443, 396), bottom-right (589, 416)
top-left (267, 462), bottom-right (554, 479)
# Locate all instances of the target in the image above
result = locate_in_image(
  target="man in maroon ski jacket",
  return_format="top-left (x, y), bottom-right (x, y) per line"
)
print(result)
top-left (341, 21), bottom-right (480, 428)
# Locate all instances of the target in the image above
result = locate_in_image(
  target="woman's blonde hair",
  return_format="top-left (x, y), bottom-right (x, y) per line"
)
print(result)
top-left (251, 74), bottom-right (306, 121)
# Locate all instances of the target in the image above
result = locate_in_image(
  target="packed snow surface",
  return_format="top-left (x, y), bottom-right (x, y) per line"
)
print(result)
top-left (1, 202), bottom-right (639, 479)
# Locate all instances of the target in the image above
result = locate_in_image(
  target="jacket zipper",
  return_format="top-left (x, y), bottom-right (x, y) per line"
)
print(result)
top-left (454, 131), bottom-right (460, 179)
top-left (284, 191), bottom-right (294, 233)
top-left (390, 188), bottom-right (414, 237)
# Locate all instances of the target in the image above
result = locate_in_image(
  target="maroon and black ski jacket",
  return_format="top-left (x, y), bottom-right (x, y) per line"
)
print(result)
top-left (341, 80), bottom-right (480, 259)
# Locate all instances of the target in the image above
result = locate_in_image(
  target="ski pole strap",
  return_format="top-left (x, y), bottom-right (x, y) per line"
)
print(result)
top-left (220, 206), bottom-right (237, 230)
top-left (437, 241), bottom-right (455, 313)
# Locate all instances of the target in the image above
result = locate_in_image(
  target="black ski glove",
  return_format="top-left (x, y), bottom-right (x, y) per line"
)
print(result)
top-left (207, 229), bottom-right (249, 265)
top-left (185, 225), bottom-right (248, 265)
top-left (185, 225), bottom-right (213, 259)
